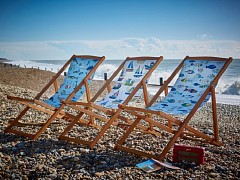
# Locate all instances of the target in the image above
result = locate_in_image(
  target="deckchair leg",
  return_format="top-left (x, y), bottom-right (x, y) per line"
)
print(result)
top-left (89, 110), bottom-right (122, 149)
top-left (31, 106), bottom-right (66, 140)
top-left (59, 112), bottom-right (85, 138)
top-left (159, 115), bottom-right (194, 161)
top-left (168, 120), bottom-right (173, 129)
top-left (211, 86), bottom-right (219, 143)
top-left (116, 117), bottom-right (141, 146)
top-left (5, 106), bottom-right (30, 133)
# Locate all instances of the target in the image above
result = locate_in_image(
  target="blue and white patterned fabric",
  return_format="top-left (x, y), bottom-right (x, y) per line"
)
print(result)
top-left (96, 60), bottom-right (157, 109)
top-left (45, 58), bottom-right (98, 108)
top-left (148, 60), bottom-right (225, 115)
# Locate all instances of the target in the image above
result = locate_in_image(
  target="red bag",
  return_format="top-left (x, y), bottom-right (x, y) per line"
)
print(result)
top-left (173, 144), bottom-right (205, 164)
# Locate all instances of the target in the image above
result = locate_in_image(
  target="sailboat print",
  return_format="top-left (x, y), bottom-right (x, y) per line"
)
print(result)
top-left (133, 66), bottom-right (143, 78)
top-left (117, 70), bottom-right (124, 81)
top-left (126, 61), bottom-right (134, 72)
top-left (109, 90), bottom-right (119, 99)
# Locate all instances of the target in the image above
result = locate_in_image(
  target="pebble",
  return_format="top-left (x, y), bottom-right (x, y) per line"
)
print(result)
top-left (0, 66), bottom-right (239, 179)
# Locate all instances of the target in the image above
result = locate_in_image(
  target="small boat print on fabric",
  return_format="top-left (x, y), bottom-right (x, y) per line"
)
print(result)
top-left (125, 79), bottom-right (135, 86)
top-left (134, 66), bottom-right (144, 78)
top-left (126, 61), bottom-right (134, 72)
top-left (125, 87), bottom-right (134, 95)
top-left (113, 83), bottom-right (122, 89)
top-left (112, 99), bottom-right (123, 104)
top-left (117, 70), bottom-right (124, 81)
top-left (109, 90), bottom-right (119, 99)
top-left (145, 62), bottom-right (155, 70)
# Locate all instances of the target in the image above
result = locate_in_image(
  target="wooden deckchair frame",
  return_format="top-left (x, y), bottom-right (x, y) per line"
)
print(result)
top-left (4, 55), bottom-right (105, 140)
top-left (59, 56), bottom-right (163, 148)
top-left (115, 56), bottom-right (233, 161)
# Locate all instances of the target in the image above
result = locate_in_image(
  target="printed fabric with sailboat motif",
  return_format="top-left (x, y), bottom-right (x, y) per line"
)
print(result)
top-left (96, 59), bottom-right (157, 109)
top-left (45, 58), bottom-right (99, 108)
top-left (148, 59), bottom-right (225, 115)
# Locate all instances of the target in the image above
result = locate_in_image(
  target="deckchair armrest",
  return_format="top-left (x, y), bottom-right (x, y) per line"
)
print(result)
top-left (118, 104), bottom-right (147, 112)
top-left (7, 95), bottom-right (34, 102)
top-left (61, 100), bottom-right (92, 107)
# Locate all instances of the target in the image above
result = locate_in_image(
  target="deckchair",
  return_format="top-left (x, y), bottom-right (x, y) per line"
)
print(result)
top-left (115, 56), bottom-right (232, 161)
top-left (4, 55), bottom-right (105, 140)
top-left (59, 56), bottom-right (163, 148)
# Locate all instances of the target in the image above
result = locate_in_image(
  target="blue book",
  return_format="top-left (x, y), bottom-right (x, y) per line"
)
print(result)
top-left (137, 159), bottom-right (180, 172)
top-left (136, 159), bottom-right (162, 172)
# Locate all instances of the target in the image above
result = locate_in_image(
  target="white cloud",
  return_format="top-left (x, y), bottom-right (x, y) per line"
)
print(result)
top-left (197, 33), bottom-right (214, 40)
top-left (0, 38), bottom-right (239, 60)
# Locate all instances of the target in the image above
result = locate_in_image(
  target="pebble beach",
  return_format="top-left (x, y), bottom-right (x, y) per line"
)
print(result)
top-left (0, 63), bottom-right (239, 179)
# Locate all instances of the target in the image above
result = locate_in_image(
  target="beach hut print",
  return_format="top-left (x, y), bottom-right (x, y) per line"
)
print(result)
top-left (109, 90), bottom-right (119, 99)
top-left (134, 66), bottom-right (144, 78)
top-left (124, 79), bottom-right (134, 86)
top-left (126, 61), bottom-right (134, 72)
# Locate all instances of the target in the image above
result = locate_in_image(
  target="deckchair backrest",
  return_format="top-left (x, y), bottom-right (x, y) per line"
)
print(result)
top-left (45, 57), bottom-right (100, 108)
top-left (96, 58), bottom-right (160, 109)
top-left (149, 57), bottom-right (231, 115)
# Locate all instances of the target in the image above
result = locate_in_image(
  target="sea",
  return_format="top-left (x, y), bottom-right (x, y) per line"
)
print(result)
top-left (6, 59), bottom-right (240, 105)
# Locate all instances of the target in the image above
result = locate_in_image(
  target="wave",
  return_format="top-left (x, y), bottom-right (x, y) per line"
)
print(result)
top-left (222, 79), bottom-right (240, 95)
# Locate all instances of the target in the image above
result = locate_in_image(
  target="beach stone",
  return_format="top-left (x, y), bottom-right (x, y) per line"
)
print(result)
top-left (73, 157), bottom-right (80, 161)
top-left (48, 173), bottom-right (58, 179)
top-left (208, 172), bottom-right (219, 178)
top-left (204, 129), bottom-right (213, 135)
top-left (215, 165), bottom-right (227, 172)
top-left (36, 163), bottom-right (44, 170)
top-left (19, 151), bottom-right (25, 156)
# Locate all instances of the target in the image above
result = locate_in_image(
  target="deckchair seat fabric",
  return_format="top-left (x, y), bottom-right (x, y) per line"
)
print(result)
top-left (45, 58), bottom-right (98, 108)
top-left (148, 60), bottom-right (225, 115)
top-left (96, 59), bottom-right (157, 109)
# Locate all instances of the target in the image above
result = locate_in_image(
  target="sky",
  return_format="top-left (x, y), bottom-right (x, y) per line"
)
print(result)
top-left (0, 0), bottom-right (240, 60)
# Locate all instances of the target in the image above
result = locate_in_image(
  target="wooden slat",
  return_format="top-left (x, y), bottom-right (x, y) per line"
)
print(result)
top-left (59, 136), bottom-right (91, 146)
top-left (115, 145), bottom-right (159, 159)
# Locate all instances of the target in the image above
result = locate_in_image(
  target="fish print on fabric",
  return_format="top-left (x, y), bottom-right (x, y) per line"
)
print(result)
top-left (148, 60), bottom-right (225, 115)
top-left (96, 59), bottom-right (157, 109)
top-left (45, 58), bottom-right (98, 108)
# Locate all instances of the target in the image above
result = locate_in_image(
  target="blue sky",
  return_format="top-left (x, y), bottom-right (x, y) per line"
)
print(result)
top-left (0, 0), bottom-right (240, 59)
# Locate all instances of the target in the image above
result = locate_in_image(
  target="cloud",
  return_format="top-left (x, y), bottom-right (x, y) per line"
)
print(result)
top-left (197, 33), bottom-right (214, 40)
top-left (0, 38), bottom-right (239, 60)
